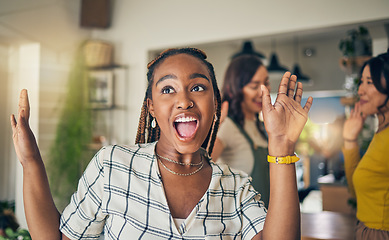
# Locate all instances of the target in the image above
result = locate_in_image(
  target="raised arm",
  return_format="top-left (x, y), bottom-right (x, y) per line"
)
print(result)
top-left (10, 89), bottom-right (63, 240)
top-left (253, 72), bottom-right (313, 240)
top-left (343, 102), bottom-right (365, 150)
top-left (342, 102), bottom-right (365, 197)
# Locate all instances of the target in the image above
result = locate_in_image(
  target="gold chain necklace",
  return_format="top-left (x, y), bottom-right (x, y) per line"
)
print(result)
top-left (156, 153), bottom-right (203, 166)
top-left (157, 155), bottom-right (204, 176)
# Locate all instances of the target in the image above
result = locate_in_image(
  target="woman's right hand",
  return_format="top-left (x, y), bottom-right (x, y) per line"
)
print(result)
top-left (10, 89), bottom-right (42, 166)
top-left (343, 102), bottom-right (366, 142)
top-left (10, 90), bottom-right (62, 240)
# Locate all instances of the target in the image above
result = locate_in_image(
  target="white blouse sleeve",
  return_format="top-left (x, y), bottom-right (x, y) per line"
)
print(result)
top-left (60, 147), bottom-right (109, 239)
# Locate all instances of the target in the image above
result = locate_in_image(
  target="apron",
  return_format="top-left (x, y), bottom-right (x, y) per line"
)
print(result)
top-left (231, 119), bottom-right (270, 208)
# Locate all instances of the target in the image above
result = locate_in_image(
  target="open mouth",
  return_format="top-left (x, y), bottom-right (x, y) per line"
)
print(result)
top-left (174, 116), bottom-right (198, 139)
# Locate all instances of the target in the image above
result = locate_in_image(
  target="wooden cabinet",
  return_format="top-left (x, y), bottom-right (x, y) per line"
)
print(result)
top-left (320, 183), bottom-right (356, 215)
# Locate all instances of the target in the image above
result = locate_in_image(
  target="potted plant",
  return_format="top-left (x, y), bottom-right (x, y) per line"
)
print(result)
top-left (339, 25), bottom-right (372, 57)
top-left (0, 228), bottom-right (31, 240)
top-left (0, 203), bottom-right (31, 240)
top-left (47, 41), bottom-right (95, 211)
top-left (338, 26), bottom-right (372, 98)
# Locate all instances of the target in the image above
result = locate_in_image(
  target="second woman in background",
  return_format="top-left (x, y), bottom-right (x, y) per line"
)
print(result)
top-left (212, 55), bottom-right (270, 207)
top-left (342, 50), bottom-right (389, 239)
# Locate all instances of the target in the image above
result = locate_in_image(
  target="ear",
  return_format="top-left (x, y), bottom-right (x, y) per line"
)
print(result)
top-left (147, 98), bottom-right (155, 117)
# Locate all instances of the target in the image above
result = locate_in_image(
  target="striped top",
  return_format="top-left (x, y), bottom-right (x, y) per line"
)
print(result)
top-left (60, 142), bottom-right (267, 239)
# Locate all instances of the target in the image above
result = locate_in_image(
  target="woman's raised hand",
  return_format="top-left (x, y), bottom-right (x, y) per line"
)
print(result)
top-left (10, 89), bottom-right (42, 166)
top-left (10, 89), bottom-right (62, 240)
top-left (261, 72), bottom-right (313, 154)
top-left (343, 102), bottom-right (365, 141)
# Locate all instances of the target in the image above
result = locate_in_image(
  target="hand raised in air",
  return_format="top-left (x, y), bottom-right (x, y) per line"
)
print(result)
top-left (261, 72), bottom-right (313, 153)
top-left (10, 89), bottom-right (41, 166)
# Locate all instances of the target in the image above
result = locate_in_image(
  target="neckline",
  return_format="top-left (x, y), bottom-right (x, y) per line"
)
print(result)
top-left (152, 142), bottom-right (214, 235)
top-left (377, 121), bottom-right (389, 134)
top-left (377, 121), bottom-right (389, 133)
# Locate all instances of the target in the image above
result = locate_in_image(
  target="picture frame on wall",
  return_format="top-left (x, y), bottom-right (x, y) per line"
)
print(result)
top-left (88, 70), bottom-right (114, 109)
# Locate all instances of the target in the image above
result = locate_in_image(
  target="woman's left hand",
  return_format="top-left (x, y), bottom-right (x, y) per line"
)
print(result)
top-left (261, 72), bottom-right (313, 154)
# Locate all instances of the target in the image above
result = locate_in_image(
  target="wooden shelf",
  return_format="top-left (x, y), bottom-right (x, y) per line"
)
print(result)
top-left (340, 96), bottom-right (358, 106)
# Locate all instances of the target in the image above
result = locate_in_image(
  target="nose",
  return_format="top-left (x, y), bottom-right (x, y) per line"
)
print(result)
top-left (176, 93), bottom-right (194, 110)
top-left (357, 82), bottom-right (365, 96)
top-left (257, 85), bottom-right (264, 97)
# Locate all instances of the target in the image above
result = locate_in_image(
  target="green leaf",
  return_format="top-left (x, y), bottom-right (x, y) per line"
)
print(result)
top-left (5, 228), bottom-right (16, 237)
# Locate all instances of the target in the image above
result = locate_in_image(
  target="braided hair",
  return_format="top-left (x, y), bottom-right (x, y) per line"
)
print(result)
top-left (135, 48), bottom-right (222, 156)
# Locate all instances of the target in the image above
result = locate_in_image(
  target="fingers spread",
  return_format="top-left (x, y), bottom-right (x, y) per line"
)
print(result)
top-left (277, 72), bottom-right (291, 95)
top-left (287, 74), bottom-right (297, 98)
top-left (294, 82), bottom-right (303, 103)
top-left (19, 89), bottom-right (30, 121)
top-left (10, 114), bottom-right (17, 129)
top-left (261, 85), bottom-right (273, 113)
top-left (303, 96), bottom-right (313, 112)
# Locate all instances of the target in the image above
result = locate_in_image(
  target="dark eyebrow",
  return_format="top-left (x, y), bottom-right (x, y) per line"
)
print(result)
top-left (190, 73), bottom-right (209, 82)
top-left (155, 74), bottom-right (177, 86)
top-left (156, 73), bottom-right (209, 86)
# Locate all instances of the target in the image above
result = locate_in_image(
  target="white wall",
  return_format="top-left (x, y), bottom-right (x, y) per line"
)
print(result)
top-left (92, 0), bottom-right (389, 143)
top-left (0, 46), bottom-right (14, 201)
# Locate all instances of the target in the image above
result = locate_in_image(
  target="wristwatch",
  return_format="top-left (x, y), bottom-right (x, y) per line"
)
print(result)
top-left (267, 153), bottom-right (300, 164)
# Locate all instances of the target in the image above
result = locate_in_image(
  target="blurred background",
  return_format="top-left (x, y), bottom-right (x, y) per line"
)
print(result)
top-left (0, 0), bottom-right (388, 238)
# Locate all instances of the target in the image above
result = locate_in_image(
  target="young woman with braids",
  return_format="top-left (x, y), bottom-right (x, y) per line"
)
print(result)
top-left (342, 50), bottom-right (389, 239)
top-left (10, 47), bottom-right (312, 240)
top-left (212, 55), bottom-right (271, 208)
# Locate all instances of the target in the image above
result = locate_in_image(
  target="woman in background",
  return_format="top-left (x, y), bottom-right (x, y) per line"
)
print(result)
top-left (342, 49), bottom-right (389, 239)
top-left (212, 55), bottom-right (270, 207)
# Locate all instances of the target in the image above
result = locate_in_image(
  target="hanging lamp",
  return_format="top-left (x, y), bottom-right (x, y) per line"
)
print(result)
top-left (231, 40), bottom-right (266, 60)
top-left (267, 39), bottom-right (288, 72)
top-left (292, 64), bottom-right (310, 81)
top-left (292, 36), bottom-right (310, 81)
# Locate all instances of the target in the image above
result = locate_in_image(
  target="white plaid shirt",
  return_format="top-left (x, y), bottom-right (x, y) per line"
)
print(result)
top-left (60, 142), bottom-right (267, 239)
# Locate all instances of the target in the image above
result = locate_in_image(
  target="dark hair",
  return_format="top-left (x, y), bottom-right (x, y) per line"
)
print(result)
top-left (221, 54), bottom-right (267, 139)
top-left (135, 48), bottom-right (222, 156)
top-left (359, 49), bottom-right (389, 113)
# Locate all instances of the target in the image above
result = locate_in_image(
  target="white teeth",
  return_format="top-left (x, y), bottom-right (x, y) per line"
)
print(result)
top-left (175, 116), bottom-right (197, 122)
